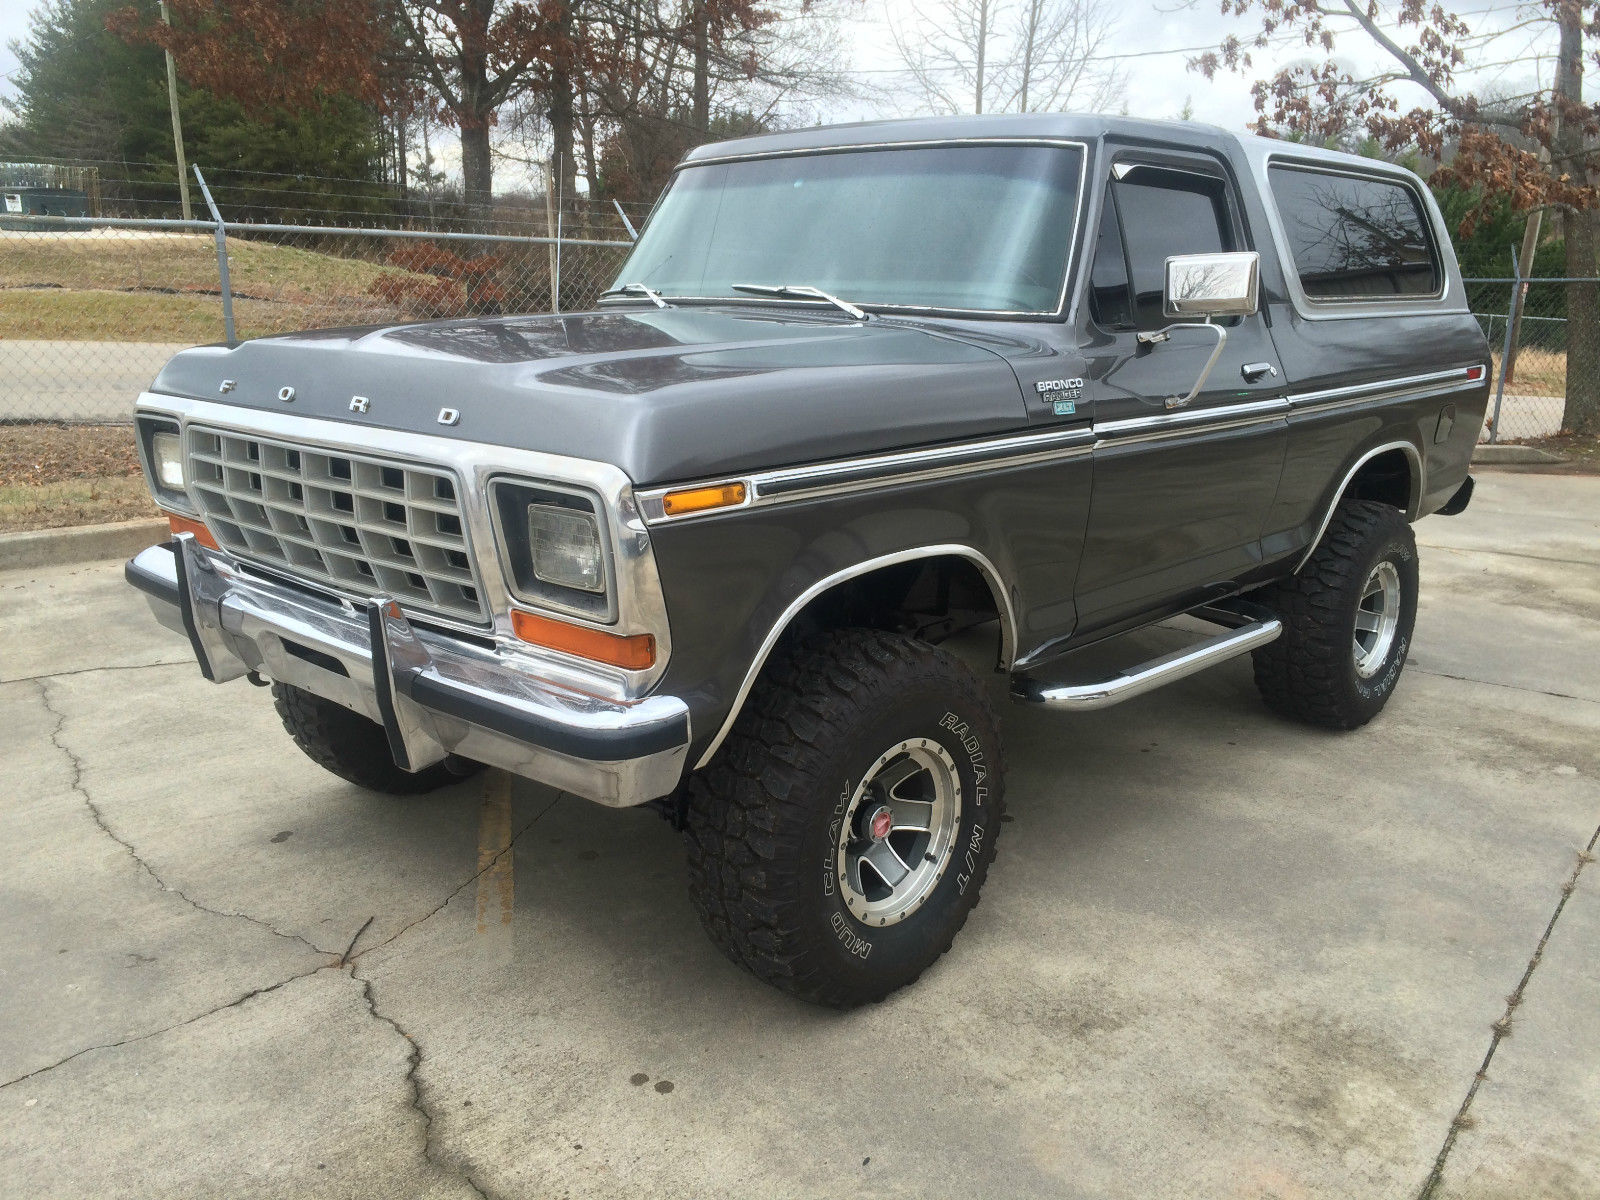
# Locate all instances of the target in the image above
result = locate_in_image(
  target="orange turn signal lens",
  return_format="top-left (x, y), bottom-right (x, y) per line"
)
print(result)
top-left (165, 512), bottom-right (218, 550)
top-left (510, 609), bottom-right (656, 670)
top-left (661, 481), bottom-right (747, 517)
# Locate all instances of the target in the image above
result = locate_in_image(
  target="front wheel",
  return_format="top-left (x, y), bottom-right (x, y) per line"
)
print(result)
top-left (1251, 500), bottom-right (1419, 729)
top-left (272, 682), bottom-right (482, 795)
top-left (682, 629), bottom-right (1006, 1007)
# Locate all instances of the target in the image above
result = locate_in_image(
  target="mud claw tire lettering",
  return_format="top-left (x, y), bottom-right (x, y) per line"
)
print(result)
top-left (681, 628), bottom-right (1006, 1008)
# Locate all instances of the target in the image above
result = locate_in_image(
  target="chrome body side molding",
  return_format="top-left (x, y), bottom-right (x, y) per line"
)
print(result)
top-left (638, 368), bottom-right (1480, 527)
top-left (1092, 396), bottom-right (1290, 444)
top-left (637, 427), bottom-right (1094, 524)
top-left (1286, 366), bottom-right (1476, 416)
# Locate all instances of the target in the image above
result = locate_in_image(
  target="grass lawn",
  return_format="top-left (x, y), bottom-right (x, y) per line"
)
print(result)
top-left (0, 231), bottom-right (415, 301)
top-left (0, 288), bottom-right (401, 342)
top-left (0, 423), bottom-right (159, 532)
top-left (0, 475), bottom-right (157, 532)
top-left (0, 229), bottom-right (437, 341)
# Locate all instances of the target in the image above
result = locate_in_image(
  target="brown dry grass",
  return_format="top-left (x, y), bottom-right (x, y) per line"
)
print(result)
top-left (0, 288), bottom-right (404, 342)
top-left (1490, 348), bottom-right (1567, 397)
top-left (0, 229), bottom-right (438, 342)
top-left (0, 423), bottom-right (159, 532)
top-left (0, 475), bottom-right (158, 532)
top-left (0, 231), bottom-right (413, 302)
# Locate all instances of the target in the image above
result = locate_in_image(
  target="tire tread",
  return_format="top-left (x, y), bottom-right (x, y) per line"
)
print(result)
top-left (1251, 500), bottom-right (1414, 730)
top-left (682, 628), bottom-right (1005, 1007)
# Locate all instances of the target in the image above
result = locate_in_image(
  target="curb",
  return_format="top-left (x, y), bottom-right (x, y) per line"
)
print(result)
top-left (0, 518), bottom-right (168, 572)
top-left (1473, 444), bottom-right (1567, 465)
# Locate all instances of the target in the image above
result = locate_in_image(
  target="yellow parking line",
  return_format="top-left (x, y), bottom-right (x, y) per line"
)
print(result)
top-left (475, 770), bottom-right (514, 934)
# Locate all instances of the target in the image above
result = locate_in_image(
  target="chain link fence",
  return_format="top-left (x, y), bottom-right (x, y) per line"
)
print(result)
top-left (2, 163), bottom-right (1594, 443)
top-left (1, 162), bottom-right (634, 425)
top-left (1465, 276), bottom-right (1598, 443)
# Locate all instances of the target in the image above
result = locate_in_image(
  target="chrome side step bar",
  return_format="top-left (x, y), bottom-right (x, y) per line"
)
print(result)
top-left (1010, 612), bottom-right (1282, 711)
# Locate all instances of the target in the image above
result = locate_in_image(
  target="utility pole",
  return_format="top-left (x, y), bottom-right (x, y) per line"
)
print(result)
top-left (159, 0), bottom-right (192, 220)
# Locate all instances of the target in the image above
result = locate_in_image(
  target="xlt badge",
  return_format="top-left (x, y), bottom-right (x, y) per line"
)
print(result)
top-left (1035, 377), bottom-right (1083, 416)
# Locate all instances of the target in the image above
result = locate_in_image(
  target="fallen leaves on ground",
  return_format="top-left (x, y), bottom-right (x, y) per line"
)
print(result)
top-left (1, 423), bottom-right (142, 486)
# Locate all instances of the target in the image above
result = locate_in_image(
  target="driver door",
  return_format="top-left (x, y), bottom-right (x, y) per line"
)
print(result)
top-left (1074, 153), bottom-right (1288, 636)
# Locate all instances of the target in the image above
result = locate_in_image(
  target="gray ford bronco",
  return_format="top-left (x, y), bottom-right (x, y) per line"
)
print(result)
top-left (127, 114), bottom-right (1487, 1006)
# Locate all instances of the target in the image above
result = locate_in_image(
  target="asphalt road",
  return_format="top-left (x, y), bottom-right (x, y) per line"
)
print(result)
top-left (2, 471), bottom-right (1596, 1199)
top-left (0, 340), bottom-right (188, 422)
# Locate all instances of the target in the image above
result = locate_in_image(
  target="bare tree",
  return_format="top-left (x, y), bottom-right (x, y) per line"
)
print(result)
top-left (495, 0), bottom-right (860, 207)
top-left (888, 0), bottom-right (1123, 116)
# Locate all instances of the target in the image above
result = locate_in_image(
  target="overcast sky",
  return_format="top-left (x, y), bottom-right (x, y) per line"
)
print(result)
top-left (0, 0), bottom-right (1555, 188)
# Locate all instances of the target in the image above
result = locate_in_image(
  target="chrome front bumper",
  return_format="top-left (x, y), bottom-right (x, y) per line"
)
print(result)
top-left (126, 536), bottom-right (690, 807)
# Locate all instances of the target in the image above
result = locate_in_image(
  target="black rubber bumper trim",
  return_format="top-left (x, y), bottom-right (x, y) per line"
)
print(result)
top-left (406, 671), bottom-right (690, 762)
top-left (167, 538), bottom-right (218, 683)
top-left (367, 602), bottom-right (415, 772)
top-left (124, 549), bottom-right (182, 609)
top-left (1438, 474), bottom-right (1474, 516)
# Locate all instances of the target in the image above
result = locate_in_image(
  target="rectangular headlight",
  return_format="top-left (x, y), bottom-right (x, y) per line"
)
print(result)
top-left (490, 479), bottom-right (614, 621)
top-left (151, 431), bottom-right (185, 490)
top-left (528, 503), bottom-right (604, 593)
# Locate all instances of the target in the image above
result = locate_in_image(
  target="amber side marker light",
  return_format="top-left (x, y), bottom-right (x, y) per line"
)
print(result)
top-left (165, 512), bottom-right (218, 550)
top-left (511, 609), bottom-right (656, 670)
top-left (662, 481), bottom-right (747, 518)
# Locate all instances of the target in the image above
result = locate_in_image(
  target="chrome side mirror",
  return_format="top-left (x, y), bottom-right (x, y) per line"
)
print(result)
top-left (1163, 251), bottom-right (1260, 320)
top-left (1138, 252), bottom-right (1262, 411)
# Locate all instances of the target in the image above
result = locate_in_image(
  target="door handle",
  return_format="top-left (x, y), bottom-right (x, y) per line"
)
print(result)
top-left (1241, 362), bottom-right (1278, 383)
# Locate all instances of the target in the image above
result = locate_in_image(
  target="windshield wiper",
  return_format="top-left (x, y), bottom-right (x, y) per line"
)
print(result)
top-left (601, 281), bottom-right (670, 309)
top-left (732, 283), bottom-right (868, 320)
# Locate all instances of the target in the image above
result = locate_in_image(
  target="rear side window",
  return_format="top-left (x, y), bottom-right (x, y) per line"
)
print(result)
top-left (1106, 168), bottom-right (1236, 330)
top-left (1269, 166), bottom-right (1440, 300)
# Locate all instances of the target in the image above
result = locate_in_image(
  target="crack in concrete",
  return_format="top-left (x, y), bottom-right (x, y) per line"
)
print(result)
top-left (1422, 542), bottom-right (1600, 570)
top-left (1409, 665), bottom-right (1600, 707)
top-left (2, 659), bottom-right (193, 686)
top-left (351, 963), bottom-right (495, 1200)
top-left (0, 962), bottom-right (330, 1091)
top-left (1415, 823), bottom-right (1600, 1200)
top-left (349, 791), bottom-right (563, 964)
top-left (34, 676), bottom-right (341, 958)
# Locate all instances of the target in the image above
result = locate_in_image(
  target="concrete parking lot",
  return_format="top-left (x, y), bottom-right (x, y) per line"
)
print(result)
top-left (1, 471), bottom-right (1596, 1200)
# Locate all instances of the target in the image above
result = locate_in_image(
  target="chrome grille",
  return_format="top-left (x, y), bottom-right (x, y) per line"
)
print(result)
top-left (186, 427), bottom-right (487, 624)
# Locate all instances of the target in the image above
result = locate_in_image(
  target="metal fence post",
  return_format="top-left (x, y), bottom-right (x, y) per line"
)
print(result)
top-left (553, 153), bottom-right (565, 315)
top-left (1488, 245), bottom-right (1519, 444)
top-left (612, 199), bottom-right (638, 240)
top-left (192, 166), bottom-right (237, 344)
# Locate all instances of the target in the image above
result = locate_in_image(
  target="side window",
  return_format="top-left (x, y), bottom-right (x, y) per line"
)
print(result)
top-left (1111, 168), bottom-right (1236, 331)
top-left (1087, 195), bottom-right (1134, 329)
top-left (1269, 166), bottom-right (1440, 299)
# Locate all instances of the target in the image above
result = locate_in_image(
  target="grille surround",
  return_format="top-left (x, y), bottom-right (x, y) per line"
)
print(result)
top-left (186, 426), bottom-right (489, 626)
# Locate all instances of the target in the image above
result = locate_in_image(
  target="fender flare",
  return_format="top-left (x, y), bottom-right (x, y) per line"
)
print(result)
top-left (1294, 439), bottom-right (1425, 573)
top-left (693, 543), bottom-right (1018, 770)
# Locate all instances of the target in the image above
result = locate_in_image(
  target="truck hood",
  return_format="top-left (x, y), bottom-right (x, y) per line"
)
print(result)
top-left (149, 307), bottom-right (1031, 485)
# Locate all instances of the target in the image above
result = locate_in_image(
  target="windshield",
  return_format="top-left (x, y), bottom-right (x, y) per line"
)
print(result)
top-left (612, 144), bottom-right (1085, 314)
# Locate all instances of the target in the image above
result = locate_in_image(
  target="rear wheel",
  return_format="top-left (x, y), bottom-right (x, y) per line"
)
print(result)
top-left (1251, 500), bottom-right (1418, 729)
top-left (682, 628), bottom-right (1006, 1007)
top-left (271, 682), bottom-right (482, 795)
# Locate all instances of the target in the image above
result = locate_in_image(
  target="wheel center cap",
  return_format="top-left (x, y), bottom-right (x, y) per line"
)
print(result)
top-left (868, 806), bottom-right (893, 841)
